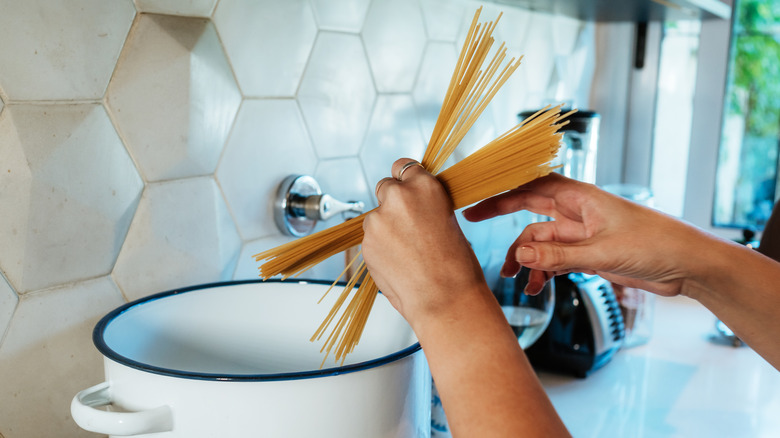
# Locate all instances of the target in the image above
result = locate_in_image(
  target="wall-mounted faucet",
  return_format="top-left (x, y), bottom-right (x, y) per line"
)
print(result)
top-left (274, 175), bottom-right (365, 237)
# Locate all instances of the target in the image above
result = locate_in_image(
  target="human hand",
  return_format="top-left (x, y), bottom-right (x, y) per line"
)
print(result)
top-left (362, 159), bottom-right (487, 327)
top-left (364, 160), bottom-right (573, 437)
top-left (463, 173), bottom-right (705, 297)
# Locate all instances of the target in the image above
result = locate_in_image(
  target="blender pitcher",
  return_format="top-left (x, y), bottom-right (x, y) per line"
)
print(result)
top-left (519, 109), bottom-right (601, 183)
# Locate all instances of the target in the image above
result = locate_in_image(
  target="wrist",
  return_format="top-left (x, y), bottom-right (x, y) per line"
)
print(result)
top-left (680, 234), bottom-right (749, 302)
top-left (408, 281), bottom-right (499, 342)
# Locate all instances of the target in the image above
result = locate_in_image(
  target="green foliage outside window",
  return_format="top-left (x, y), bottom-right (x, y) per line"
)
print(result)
top-left (715, 0), bottom-right (780, 229)
top-left (729, 0), bottom-right (780, 137)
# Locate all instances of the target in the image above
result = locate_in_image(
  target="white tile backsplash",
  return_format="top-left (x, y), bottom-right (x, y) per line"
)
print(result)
top-left (490, 65), bottom-right (531, 131)
top-left (112, 177), bottom-right (241, 301)
top-left (453, 105), bottom-right (498, 162)
top-left (413, 41), bottom-right (459, 142)
top-left (217, 99), bottom-right (318, 241)
top-left (0, 103), bottom-right (143, 294)
top-left (107, 14), bottom-right (241, 182)
top-left (0, 276), bottom-right (125, 438)
top-left (518, 12), bottom-right (558, 107)
top-left (0, 0), bottom-right (135, 101)
top-left (298, 32), bottom-right (376, 159)
top-left (134, 0), bottom-right (218, 17)
top-left (0, 1), bottom-right (593, 436)
top-left (0, 274), bottom-right (16, 344)
top-left (552, 15), bottom-right (586, 56)
top-left (420, 0), bottom-right (467, 42)
top-left (310, 0), bottom-right (371, 33)
top-left (214, 0), bottom-right (318, 97)
top-left (495, 7), bottom-right (532, 49)
top-left (363, 0), bottom-right (428, 93)
top-left (561, 22), bottom-right (598, 109)
top-left (360, 94), bottom-right (427, 199)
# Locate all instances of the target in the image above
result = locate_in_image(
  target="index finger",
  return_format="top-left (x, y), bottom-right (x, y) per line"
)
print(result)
top-left (462, 189), bottom-right (556, 222)
top-left (391, 158), bottom-right (426, 181)
top-left (517, 172), bottom-right (575, 197)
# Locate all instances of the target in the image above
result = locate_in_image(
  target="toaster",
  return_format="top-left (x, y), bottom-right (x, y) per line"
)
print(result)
top-left (525, 273), bottom-right (625, 378)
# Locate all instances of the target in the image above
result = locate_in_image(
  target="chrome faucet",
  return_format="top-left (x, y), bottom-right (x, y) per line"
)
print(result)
top-left (274, 175), bottom-right (364, 237)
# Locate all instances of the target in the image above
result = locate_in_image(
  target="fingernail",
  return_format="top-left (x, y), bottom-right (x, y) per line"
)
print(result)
top-left (523, 282), bottom-right (541, 295)
top-left (517, 246), bottom-right (537, 263)
top-left (500, 260), bottom-right (520, 278)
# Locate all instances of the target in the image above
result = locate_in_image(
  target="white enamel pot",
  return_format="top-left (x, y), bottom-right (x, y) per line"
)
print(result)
top-left (71, 279), bottom-right (430, 437)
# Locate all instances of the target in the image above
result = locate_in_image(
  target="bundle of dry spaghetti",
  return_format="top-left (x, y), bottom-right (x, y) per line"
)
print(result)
top-left (254, 7), bottom-right (572, 366)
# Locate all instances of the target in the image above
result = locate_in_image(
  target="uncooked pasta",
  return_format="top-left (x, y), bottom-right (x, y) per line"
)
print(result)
top-left (253, 7), bottom-right (572, 365)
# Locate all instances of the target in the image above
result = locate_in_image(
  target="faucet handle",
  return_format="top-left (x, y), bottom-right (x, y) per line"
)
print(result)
top-left (299, 194), bottom-right (364, 221)
top-left (274, 175), bottom-right (365, 237)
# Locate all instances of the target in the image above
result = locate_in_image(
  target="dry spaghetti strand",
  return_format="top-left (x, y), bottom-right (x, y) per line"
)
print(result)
top-left (253, 8), bottom-right (572, 366)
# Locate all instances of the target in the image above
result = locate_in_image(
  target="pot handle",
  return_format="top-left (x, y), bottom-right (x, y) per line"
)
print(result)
top-left (71, 382), bottom-right (173, 436)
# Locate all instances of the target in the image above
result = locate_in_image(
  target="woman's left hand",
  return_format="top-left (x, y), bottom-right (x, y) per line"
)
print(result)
top-left (361, 158), bottom-right (487, 329)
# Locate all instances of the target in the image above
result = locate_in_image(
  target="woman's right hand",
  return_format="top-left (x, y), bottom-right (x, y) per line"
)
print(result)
top-left (463, 173), bottom-right (716, 298)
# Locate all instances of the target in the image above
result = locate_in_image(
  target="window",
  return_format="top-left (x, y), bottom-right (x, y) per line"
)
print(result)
top-left (713, 0), bottom-right (780, 230)
top-left (651, 21), bottom-right (701, 218)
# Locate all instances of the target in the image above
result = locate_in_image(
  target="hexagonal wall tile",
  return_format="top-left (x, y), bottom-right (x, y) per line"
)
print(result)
top-left (236, 236), bottom-right (348, 283)
top-left (0, 274), bottom-right (16, 344)
top-left (552, 14), bottom-right (585, 56)
top-left (107, 14), bottom-right (241, 183)
top-left (441, 4), bottom-right (531, 134)
top-left (298, 32), bottom-right (376, 159)
top-left (314, 157), bottom-right (373, 226)
top-left (420, 0), bottom-right (467, 42)
top-left (564, 23), bottom-right (596, 110)
top-left (310, 0), bottom-right (370, 33)
top-left (550, 16), bottom-right (591, 107)
top-left (217, 99), bottom-right (318, 241)
top-left (453, 108), bottom-right (497, 162)
top-left (233, 235), bottom-right (292, 280)
top-left (0, 0), bottom-right (134, 101)
top-left (362, 0), bottom-right (427, 93)
top-left (134, 0), bottom-right (218, 16)
top-left (454, 1), bottom-right (503, 48)
top-left (495, 6), bottom-right (532, 49)
top-left (457, 7), bottom-right (534, 132)
top-left (515, 12), bottom-right (555, 108)
top-left (489, 65), bottom-right (530, 133)
top-left (0, 103), bottom-right (143, 294)
top-left (214, 0), bottom-right (317, 97)
top-left (0, 276), bottom-right (125, 438)
top-left (413, 41), bottom-right (458, 144)
top-left (113, 177), bottom-right (241, 301)
top-left (360, 95), bottom-right (426, 203)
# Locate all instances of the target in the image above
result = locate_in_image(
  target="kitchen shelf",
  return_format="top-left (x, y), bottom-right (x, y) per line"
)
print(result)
top-left (492, 0), bottom-right (732, 22)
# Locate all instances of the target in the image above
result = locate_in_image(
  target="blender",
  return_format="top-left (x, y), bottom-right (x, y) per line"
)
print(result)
top-left (519, 109), bottom-right (627, 377)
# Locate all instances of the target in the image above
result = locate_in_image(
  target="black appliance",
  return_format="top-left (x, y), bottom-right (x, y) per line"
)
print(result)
top-left (525, 273), bottom-right (625, 378)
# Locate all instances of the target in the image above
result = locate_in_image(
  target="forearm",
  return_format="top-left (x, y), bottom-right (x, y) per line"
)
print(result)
top-left (412, 283), bottom-right (569, 437)
top-left (682, 235), bottom-right (780, 370)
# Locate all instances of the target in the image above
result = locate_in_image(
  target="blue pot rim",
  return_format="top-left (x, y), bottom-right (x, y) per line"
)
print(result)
top-left (93, 279), bottom-right (422, 382)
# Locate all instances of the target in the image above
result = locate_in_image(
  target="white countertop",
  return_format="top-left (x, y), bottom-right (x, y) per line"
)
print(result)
top-left (539, 295), bottom-right (780, 437)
